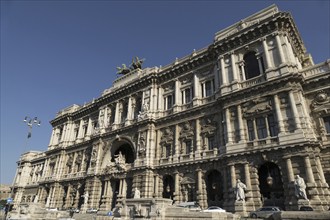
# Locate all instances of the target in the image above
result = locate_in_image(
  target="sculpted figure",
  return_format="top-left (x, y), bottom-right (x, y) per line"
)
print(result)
top-left (235, 179), bottom-right (247, 201)
top-left (134, 187), bottom-right (141, 199)
top-left (114, 151), bottom-right (125, 164)
top-left (294, 175), bottom-right (308, 200)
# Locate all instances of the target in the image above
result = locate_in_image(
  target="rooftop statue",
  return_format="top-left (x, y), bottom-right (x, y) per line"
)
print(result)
top-left (116, 57), bottom-right (145, 75)
top-left (116, 64), bottom-right (131, 75)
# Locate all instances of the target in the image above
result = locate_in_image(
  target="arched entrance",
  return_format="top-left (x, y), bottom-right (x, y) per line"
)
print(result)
top-left (111, 141), bottom-right (135, 164)
top-left (163, 175), bottom-right (174, 199)
top-left (206, 170), bottom-right (224, 207)
top-left (180, 177), bottom-right (195, 202)
top-left (258, 162), bottom-right (284, 208)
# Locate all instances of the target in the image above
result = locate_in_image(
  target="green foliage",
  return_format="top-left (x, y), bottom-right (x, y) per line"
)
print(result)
top-left (0, 199), bottom-right (6, 207)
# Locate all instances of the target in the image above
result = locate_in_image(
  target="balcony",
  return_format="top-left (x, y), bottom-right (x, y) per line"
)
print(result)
top-left (301, 60), bottom-right (330, 79)
top-left (61, 171), bottom-right (86, 180)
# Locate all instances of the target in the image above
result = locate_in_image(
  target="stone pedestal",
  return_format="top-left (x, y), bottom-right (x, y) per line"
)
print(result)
top-left (113, 198), bottom-right (172, 220)
top-left (233, 201), bottom-right (247, 217)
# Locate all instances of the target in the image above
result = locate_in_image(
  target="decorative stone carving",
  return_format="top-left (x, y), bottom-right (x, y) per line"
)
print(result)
top-left (105, 151), bottom-right (127, 172)
top-left (242, 97), bottom-right (272, 117)
top-left (160, 127), bottom-right (174, 145)
top-left (138, 132), bottom-right (146, 157)
top-left (49, 156), bottom-right (56, 166)
top-left (311, 91), bottom-right (330, 114)
top-left (200, 117), bottom-right (217, 136)
top-left (75, 152), bottom-right (83, 165)
top-left (66, 154), bottom-right (73, 166)
top-left (179, 121), bottom-right (194, 140)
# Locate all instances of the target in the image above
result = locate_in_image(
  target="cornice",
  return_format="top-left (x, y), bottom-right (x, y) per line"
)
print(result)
top-left (218, 72), bottom-right (304, 106)
top-left (211, 12), bottom-right (306, 64)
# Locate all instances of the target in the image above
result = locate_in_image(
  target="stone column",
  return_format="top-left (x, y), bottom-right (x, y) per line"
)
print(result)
top-left (275, 34), bottom-right (285, 65)
top-left (315, 156), bottom-right (326, 184)
top-left (127, 96), bottom-right (133, 121)
top-left (174, 171), bottom-right (180, 203)
top-left (244, 163), bottom-right (252, 190)
top-left (283, 34), bottom-right (296, 64)
top-left (288, 90), bottom-right (301, 129)
top-left (174, 80), bottom-right (181, 111)
top-left (122, 178), bottom-right (127, 198)
top-left (154, 175), bottom-right (159, 197)
top-left (77, 119), bottom-right (84, 140)
top-left (274, 94), bottom-right (285, 133)
top-left (231, 52), bottom-right (238, 82)
top-left (286, 158), bottom-right (295, 183)
top-left (262, 37), bottom-right (272, 70)
top-left (237, 105), bottom-right (245, 142)
top-left (86, 117), bottom-right (92, 137)
top-left (195, 118), bottom-right (201, 158)
top-left (225, 108), bottom-right (233, 144)
top-left (193, 73), bottom-right (200, 105)
top-left (220, 55), bottom-right (228, 85)
top-left (114, 101), bottom-right (120, 125)
top-left (196, 168), bottom-right (205, 208)
top-left (230, 164), bottom-right (236, 189)
top-left (257, 55), bottom-right (264, 74)
top-left (49, 128), bottom-right (56, 146)
top-left (174, 124), bottom-right (180, 161)
top-left (304, 156), bottom-right (315, 183)
top-left (214, 63), bottom-right (220, 90)
top-left (158, 87), bottom-right (164, 111)
top-left (240, 62), bottom-right (246, 81)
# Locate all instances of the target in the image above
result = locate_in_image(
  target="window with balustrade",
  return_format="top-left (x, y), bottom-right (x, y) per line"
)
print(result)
top-left (182, 87), bottom-right (193, 104)
top-left (184, 140), bottom-right (192, 154)
top-left (121, 101), bottom-right (128, 123)
top-left (201, 79), bottom-right (215, 97)
top-left (246, 114), bottom-right (278, 141)
top-left (207, 135), bottom-right (216, 150)
top-left (324, 116), bottom-right (330, 134)
top-left (162, 144), bottom-right (172, 158)
top-left (243, 51), bottom-right (264, 79)
top-left (164, 94), bottom-right (174, 110)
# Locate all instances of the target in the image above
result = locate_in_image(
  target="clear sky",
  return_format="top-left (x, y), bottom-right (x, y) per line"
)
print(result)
top-left (1, 0), bottom-right (329, 185)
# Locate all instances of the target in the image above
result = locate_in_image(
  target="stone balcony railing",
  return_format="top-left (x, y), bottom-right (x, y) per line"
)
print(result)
top-left (301, 59), bottom-right (330, 79)
top-left (61, 171), bottom-right (86, 180)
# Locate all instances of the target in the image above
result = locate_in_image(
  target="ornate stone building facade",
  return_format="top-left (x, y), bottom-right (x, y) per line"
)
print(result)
top-left (11, 5), bottom-right (330, 215)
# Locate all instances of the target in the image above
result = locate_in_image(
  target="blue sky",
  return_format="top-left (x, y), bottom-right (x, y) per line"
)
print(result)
top-left (1, 0), bottom-right (329, 185)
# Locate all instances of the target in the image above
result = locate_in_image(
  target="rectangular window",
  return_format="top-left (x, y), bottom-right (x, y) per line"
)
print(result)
top-left (121, 102), bottom-right (128, 123)
top-left (205, 80), bottom-right (212, 97)
top-left (184, 88), bottom-right (192, 103)
top-left (256, 117), bottom-right (267, 139)
top-left (74, 124), bottom-right (79, 138)
top-left (164, 94), bottom-right (174, 110)
top-left (267, 114), bottom-right (278, 137)
top-left (185, 140), bottom-right (192, 154)
top-left (83, 125), bottom-right (88, 136)
top-left (324, 116), bottom-right (330, 134)
top-left (208, 136), bottom-right (215, 150)
top-left (247, 119), bottom-right (255, 141)
top-left (165, 144), bottom-right (171, 157)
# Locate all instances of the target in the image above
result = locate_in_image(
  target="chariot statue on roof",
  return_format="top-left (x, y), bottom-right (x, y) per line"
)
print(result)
top-left (116, 56), bottom-right (145, 75)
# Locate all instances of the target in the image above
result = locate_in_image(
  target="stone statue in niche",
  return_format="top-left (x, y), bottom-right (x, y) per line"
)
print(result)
top-left (134, 187), bottom-right (141, 199)
top-left (294, 175), bottom-right (308, 200)
top-left (235, 179), bottom-right (247, 201)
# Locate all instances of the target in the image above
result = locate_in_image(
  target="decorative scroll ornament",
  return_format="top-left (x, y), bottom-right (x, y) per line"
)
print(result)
top-left (311, 91), bottom-right (330, 114)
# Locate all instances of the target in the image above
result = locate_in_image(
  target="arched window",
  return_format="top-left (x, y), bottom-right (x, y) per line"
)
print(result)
top-left (244, 51), bottom-right (264, 79)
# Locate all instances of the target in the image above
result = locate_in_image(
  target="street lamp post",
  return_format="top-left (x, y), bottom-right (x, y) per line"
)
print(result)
top-left (8, 117), bottom-right (41, 209)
